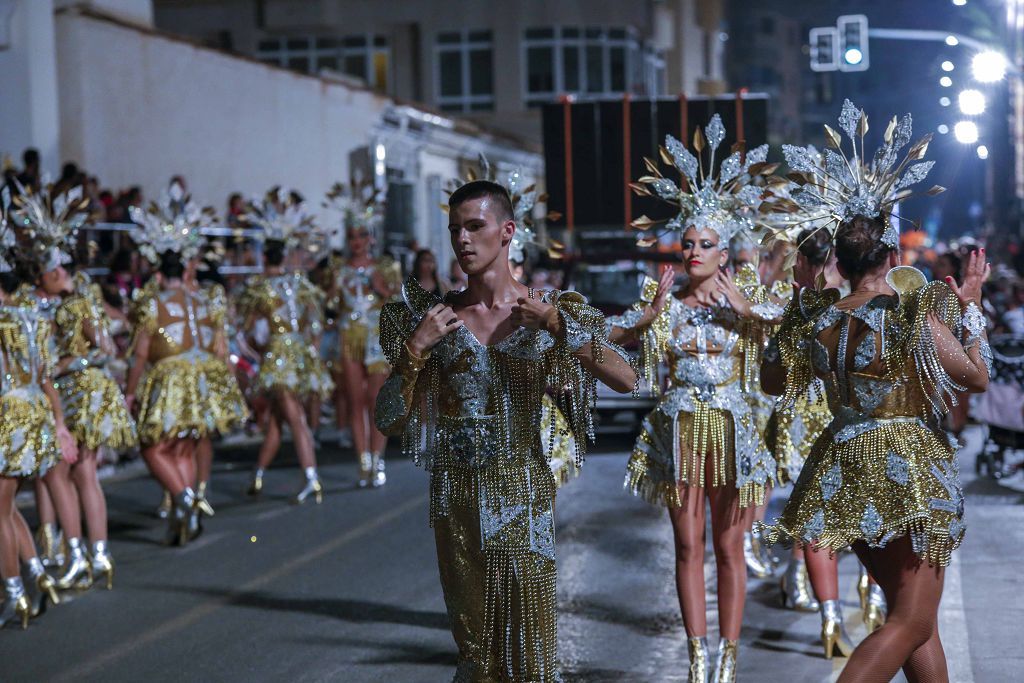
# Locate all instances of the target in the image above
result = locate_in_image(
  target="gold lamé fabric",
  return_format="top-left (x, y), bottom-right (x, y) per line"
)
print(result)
top-left (375, 278), bottom-right (625, 682)
top-left (765, 383), bottom-right (831, 485)
top-left (238, 274), bottom-right (333, 399)
top-left (332, 257), bottom-right (400, 373)
top-left (763, 281), bottom-right (968, 566)
top-left (55, 274), bottom-right (137, 451)
top-left (542, 395), bottom-right (579, 488)
top-left (0, 301), bottom-right (60, 477)
top-left (611, 268), bottom-right (779, 509)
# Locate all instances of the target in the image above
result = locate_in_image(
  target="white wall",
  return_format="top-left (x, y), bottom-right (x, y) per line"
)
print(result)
top-left (56, 0), bottom-right (153, 27)
top-left (0, 0), bottom-right (60, 172)
top-left (55, 9), bottom-right (390, 218)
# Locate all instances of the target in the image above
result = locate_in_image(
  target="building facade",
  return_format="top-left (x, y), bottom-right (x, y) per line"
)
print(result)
top-left (153, 0), bottom-right (727, 143)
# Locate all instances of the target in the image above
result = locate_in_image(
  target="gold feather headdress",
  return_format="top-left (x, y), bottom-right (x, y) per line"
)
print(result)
top-left (129, 181), bottom-right (215, 264)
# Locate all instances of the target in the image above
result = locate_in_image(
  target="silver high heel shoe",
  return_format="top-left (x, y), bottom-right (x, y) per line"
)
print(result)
top-left (36, 523), bottom-right (65, 569)
top-left (24, 557), bottom-right (60, 617)
top-left (91, 541), bottom-right (115, 590)
top-left (744, 531), bottom-right (775, 578)
top-left (156, 490), bottom-right (172, 519)
top-left (56, 537), bottom-right (93, 590)
top-left (166, 488), bottom-right (199, 546)
top-left (779, 556), bottom-right (819, 612)
top-left (820, 599), bottom-right (855, 659)
top-left (195, 481), bottom-right (215, 517)
top-left (246, 468), bottom-right (264, 496)
top-left (711, 638), bottom-right (738, 683)
top-left (1, 577), bottom-right (31, 630)
top-left (372, 453), bottom-right (386, 488)
top-left (357, 452), bottom-right (373, 489)
top-left (687, 636), bottom-right (709, 683)
top-left (864, 584), bottom-right (887, 633)
top-left (293, 467), bottom-right (324, 505)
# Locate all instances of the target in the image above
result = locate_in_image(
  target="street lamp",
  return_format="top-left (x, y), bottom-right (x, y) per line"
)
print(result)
top-left (940, 76), bottom-right (953, 87)
top-left (976, 145), bottom-right (989, 159)
top-left (952, 0), bottom-right (967, 6)
top-left (971, 50), bottom-right (1009, 82)
top-left (938, 124), bottom-right (950, 134)
top-left (958, 89), bottom-right (986, 115)
top-left (946, 36), bottom-right (960, 46)
top-left (954, 120), bottom-right (980, 143)
top-left (940, 96), bottom-right (952, 106)
top-left (941, 60), bottom-right (955, 71)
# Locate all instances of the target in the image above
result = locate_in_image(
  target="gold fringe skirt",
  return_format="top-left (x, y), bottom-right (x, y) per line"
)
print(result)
top-left (339, 322), bottom-right (389, 375)
top-left (541, 395), bottom-right (579, 489)
top-left (762, 419), bottom-right (965, 567)
top-left (626, 400), bottom-right (766, 509)
top-left (257, 336), bottom-right (334, 400)
top-left (0, 388), bottom-right (61, 478)
top-left (196, 356), bottom-right (250, 436)
top-left (56, 367), bottom-right (137, 451)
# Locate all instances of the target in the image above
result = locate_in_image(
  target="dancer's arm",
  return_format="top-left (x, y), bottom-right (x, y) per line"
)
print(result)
top-left (606, 268), bottom-right (674, 345)
top-left (928, 249), bottom-right (991, 393)
top-left (124, 329), bottom-right (150, 416)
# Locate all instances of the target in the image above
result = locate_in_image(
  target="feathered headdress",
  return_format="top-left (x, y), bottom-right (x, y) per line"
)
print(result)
top-left (243, 186), bottom-right (317, 248)
top-left (766, 99), bottom-right (944, 250)
top-left (322, 178), bottom-right (385, 240)
top-left (8, 180), bottom-right (90, 271)
top-left (630, 114), bottom-right (775, 248)
top-left (129, 181), bottom-right (215, 264)
top-left (443, 154), bottom-right (562, 263)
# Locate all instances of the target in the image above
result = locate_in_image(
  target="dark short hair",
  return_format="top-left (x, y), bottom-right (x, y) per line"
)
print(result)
top-left (448, 180), bottom-right (514, 224)
top-left (797, 228), bottom-right (832, 267)
top-left (22, 148), bottom-right (39, 166)
top-left (159, 250), bottom-right (185, 279)
top-left (264, 239), bottom-right (286, 266)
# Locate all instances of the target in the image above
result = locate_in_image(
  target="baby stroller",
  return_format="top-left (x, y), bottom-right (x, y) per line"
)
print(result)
top-left (971, 334), bottom-right (1024, 478)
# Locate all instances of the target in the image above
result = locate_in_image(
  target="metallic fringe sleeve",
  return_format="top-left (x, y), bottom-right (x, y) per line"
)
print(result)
top-left (54, 293), bottom-right (91, 358)
top-left (128, 288), bottom-right (158, 354)
top-left (900, 281), bottom-right (966, 418)
top-left (775, 292), bottom-right (828, 409)
top-left (605, 276), bottom-right (670, 393)
top-left (375, 300), bottom-right (432, 466)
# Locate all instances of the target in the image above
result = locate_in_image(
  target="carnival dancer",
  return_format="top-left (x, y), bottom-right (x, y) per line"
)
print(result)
top-left (125, 187), bottom-right (233, 544)
top-left (761, 100), bottom-right (990, 682)
top-left (375, 179), bottom-right (636, 681)
top-left (611, 115), bottom-right (781, 682)
top-left (0, 189), bottom-right (75, 626)
top-left (239, 188), bottom-right (330, 504)
top-left (323, 181), bottom-right (398, 487)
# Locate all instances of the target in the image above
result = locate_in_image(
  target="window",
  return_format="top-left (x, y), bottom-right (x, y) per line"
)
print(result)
top-left (435, 30), bottom-right (494, 112)
top-left (256, 34), bottom-right (390, 92)
top-left (522, 26), bottom-right (665, 107)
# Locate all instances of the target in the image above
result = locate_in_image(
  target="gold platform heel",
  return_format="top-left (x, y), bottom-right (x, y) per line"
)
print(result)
top-left (687, 636), bottom-right (709, 683)
top-left (857, 564), bottom-right (870, 612)
top-left (779, 557), bottom-right (819, 612)
top-left (195, 481), bottom-right (215, 517)
top-left (711, 638), bottom-right (738, 683)
top-left (864, 584), bottom-right (887, 633)
top-left (91, 541), bottom-right (115, 590)
top-left (36, 523), bottom-right (64, 569)
top-left (156, 490), bottom-right (172, 520)
top-left (24, 557), bottom-right (60, 616)
top-left (820, 599), bottom-right (855, 659)
top-left (357, 452), bottom-right (373, 489)
top-left (2, 577), bottom-right (31, 630)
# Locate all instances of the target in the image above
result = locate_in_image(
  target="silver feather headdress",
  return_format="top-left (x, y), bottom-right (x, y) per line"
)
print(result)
top-left (244, 186), bottom-right (317, 248)
top-left (129, 181), bottom-right (215, 264)
top-left (630, 114), bottom-right (775, 247)
top-left (322, 178), bottom-right (386, 241)
top-left (443, 155), bottom-right (562, 264)
top-left (8, 179), bottom-right (90, 272)
top-left (767, 99), bottom-right (944, 250)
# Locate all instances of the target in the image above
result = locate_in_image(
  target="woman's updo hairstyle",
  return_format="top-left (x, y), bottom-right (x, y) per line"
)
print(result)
top-left (158, 249), bottom-right (185, 279)
top-left (796, 228), bottom-right (832, 268)
top-left (835, 214), bottom-right (894, 277)
top-left (264, 239), bottom-right (286, 267)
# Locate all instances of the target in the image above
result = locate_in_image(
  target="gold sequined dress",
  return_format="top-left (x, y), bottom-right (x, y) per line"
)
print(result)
top-left (133, 285), bottom-right (245, 446)
top-left (376, 278), bottom-right (626, 683)
top-left (54, 273), bottom-right (137, 451)
top-left (613, 273), bottom-right (780, 508)
top-left (238, 273), bottom-right (332, 399)
top-left (192, 282), bottom-right (249, 433)
top-left (333, 256), bottom-right (401, 374)
top-left (763, 281), bottom-right (970, 566)
top-left (0, 295), bottom-right (61, 477)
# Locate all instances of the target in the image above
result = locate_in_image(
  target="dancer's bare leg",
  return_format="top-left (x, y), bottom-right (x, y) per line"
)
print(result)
top-left (667, 484), bottom-right (708, 637)
top-left (708, 483), bottom-right (750, 640)
top-left (69, 448), bottom-right (108, 544)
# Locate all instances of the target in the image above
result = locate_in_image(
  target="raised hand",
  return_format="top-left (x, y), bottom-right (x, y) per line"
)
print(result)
top-left (407, 303), bottom-right (464, 356)
top-left (716, 268), bottom-right (752, 317)
top-left (946, 248), bottom-right (990, 307)
top-left (510, 297), bottom-right (558, 332)
top-left (652, 267), bottom-right (675, 314)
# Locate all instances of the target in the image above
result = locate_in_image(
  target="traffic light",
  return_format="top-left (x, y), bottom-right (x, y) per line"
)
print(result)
top-left (838, 14), bottom-right (869, 72)
top-left (809, 26), bottom-right (839, 72)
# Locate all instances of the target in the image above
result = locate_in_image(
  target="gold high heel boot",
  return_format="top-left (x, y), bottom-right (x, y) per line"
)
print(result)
top-left (711, 639), bottom-right (738, 683)
top-left (857, 564), bottom-right (870, 611)
top-left (779, 557), bottom-right (819, 612)
top-left (24, 558), bottom-right (60, 617)
top-left (687, 636), bottom-right (709, 683)
top-left (357, 452), bottom-right (373, 489)
top-left (36, 523), bottom-right (64, 569)
top-left (195, 481), bottom-right (215, 517)
top-left (1, 577), bottom-right (31, 630)
top-left (91, 541), bottom-right (114, 590)
top-left (864, 584), bottom-right (886, 633)
top-left (820, 599), bottom-right (855, 659)
top-left (372, 452), bottom-right (386, 488)
top-left (55, 538), bottom-right (93, 590)
top-left (246, 468), bottom-right (264, 496)
top-left (293, 468), bottom-right (323, 505)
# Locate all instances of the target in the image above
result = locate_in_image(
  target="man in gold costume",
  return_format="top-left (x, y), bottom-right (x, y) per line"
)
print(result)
top-left (375, 180), bottom-right (637, 682)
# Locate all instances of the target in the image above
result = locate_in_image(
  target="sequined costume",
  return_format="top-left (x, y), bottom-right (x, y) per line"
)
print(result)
top-left (238, 273), bottom-right (332, 400)
top-left (132, 285), bottom-right (244, 446)
top-left (0, 297), bottom-right (60, 478)
top-left (762, 281), bottom-right (975, 566)
top-left (192, 282), bottom-right (249, 433)
top-left (332, 256), bottom-right (401, 374)
top-left (53, 273), bottom-right (136, 451)
top-left (376, 278), bottom-right (627, 682)
top-left (614, 270), bottom-right (781, 509)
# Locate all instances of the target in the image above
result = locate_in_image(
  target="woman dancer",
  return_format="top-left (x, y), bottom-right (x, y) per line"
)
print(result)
top-left (762, 101), bottom-right (989, 682)
top-left (614, 116), bottom-right (780, 682)
top-left (240, 188), bottom-right (330, 503)
top-left (323, 181), bottom-right (397, 488)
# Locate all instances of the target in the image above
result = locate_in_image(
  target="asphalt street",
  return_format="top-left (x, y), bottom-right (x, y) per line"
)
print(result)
top-left (0, 426), bottom-right (1019, 682)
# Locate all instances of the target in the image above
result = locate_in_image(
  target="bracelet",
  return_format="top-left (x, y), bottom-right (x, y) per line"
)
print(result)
top-left (961, 302), bottom-right (986, 348)
top-left (402, 340), bottom-right (431, 369)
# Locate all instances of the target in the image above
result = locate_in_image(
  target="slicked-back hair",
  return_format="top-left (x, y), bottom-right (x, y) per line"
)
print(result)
top-left (448, 180), bottom-right (514, 225)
